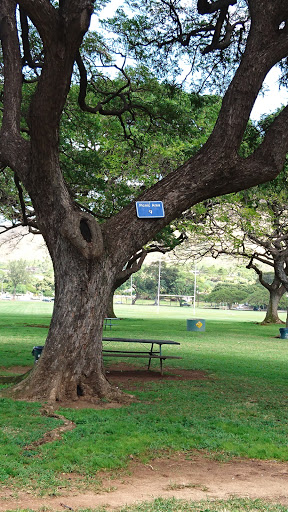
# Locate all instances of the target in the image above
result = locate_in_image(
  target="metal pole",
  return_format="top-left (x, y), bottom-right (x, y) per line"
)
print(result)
top-left (130, 274), bottom-right (133, 305)
top-left (157, 258), bottom-right (161, 311)
top-left (193, 263), bottom-right (197, 316)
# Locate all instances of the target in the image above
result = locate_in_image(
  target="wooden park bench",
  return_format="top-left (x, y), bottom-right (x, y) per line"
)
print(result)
top-left (102, 337), bottom-right (181, 375)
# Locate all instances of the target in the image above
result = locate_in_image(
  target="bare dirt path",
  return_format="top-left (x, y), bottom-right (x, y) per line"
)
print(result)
top-left (1, 453), bottom-right (288, 511)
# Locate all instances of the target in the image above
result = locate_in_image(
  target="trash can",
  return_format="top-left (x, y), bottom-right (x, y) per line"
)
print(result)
top-left (279, 328), bottom-right (288, 339)
top-left (187, 319), bottom-right (205, 332)
top-left (32, 345), bottom-right (44, 363)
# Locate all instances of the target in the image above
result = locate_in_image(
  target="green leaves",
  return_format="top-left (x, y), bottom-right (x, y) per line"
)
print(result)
top-left (58, 77), bottom-right (220, 219)
top-left (103, 0), bottom-right (250, 93)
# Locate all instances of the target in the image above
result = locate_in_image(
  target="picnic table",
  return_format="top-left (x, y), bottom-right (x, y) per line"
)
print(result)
top-left (102, 337), bottom-right (181, 375)
top-left (104, 318), bottom-right (120, 330)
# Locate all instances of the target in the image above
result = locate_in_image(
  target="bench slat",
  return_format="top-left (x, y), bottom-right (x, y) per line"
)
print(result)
top-left (103, 337), bottom-right (180, 345)
top-left (103, 353), bottom-right (181, 359)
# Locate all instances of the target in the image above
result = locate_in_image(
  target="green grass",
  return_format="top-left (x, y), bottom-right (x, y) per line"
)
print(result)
top-left (0, 301), bottom-right (288, 496)
top-left (107, 498), bottom-right (288, 512)
top-left (3, 498), bottom-right (288, 512)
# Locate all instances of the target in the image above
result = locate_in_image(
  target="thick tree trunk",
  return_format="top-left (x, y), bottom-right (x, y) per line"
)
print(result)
top-left (106, 289), bottom-right (117, 318)
top-left (9, 241), bottom-right (122, 403)
top-left (261, 288), bottom-right (285, 325)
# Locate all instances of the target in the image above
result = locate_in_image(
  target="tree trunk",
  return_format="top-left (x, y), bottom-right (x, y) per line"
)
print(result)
top-left (9, 241), bottom-right (122, 403)
top-left (132, 289), bottom-right (139, 305)
top-left (247, 261), bottom-right (286, 325)
top-left (106, 289), bottom-right (117, 318)
top-left (261, 287), bottom-right (285, 325)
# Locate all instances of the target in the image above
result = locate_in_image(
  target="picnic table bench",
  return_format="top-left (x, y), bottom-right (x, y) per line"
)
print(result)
top-left (104, 317), bottom-right (120, 330)
top-left (102, 337), bottom-right (181, 375)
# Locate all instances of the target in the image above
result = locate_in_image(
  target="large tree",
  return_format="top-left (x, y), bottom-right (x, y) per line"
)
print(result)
top-left (1, 0), bottom-right (288, 403)
top-left (7, 259), bottom-right (30, 296)
top-left (181, 184), bottom-right (288, 324)
top-left (174, 120), bottom-right (288, 325)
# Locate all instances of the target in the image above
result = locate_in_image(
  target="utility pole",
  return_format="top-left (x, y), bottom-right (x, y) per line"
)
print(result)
top-left (157, 258), bottom-right (162, 312)
top-left (193, 263), bottom-right (199, 316)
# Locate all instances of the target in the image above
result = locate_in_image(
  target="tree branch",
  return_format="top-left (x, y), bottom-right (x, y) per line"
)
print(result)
top-left (246, 257), bottom-right (272, 291)
top-left (275, 259), bottom-right (288, 292)
top-left (0, 0), bottom-right (30, 177)
top-left (18, 0), bottom-right (59, 47)
top-left (197, 0), bottom-right (237, 15)
top-left (19, 7), bottom-right (43, 69)
top-left (118, 249), bottom-right (148, 282)
top-left (14, 173), bottom-right (28, 226)
top-left (0, 1), bottom-right (22, 136)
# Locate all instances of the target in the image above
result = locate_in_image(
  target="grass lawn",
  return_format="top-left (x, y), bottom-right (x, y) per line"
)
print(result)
top-left (96, 499), bottom-right (288, 512)
top-left (0, 300), bottom-right (288, 510)
top-left (2, 499), bottom-right (288, 512)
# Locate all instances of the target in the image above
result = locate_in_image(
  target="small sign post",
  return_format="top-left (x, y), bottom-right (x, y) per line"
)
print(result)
top-left (136, 201), bottom-right (165, 219)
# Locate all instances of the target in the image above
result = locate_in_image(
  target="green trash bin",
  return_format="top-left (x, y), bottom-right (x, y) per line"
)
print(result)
top-left (187, 319), bottom-right (205, 332)
top-left (32, 345), bottom-right (44, 363)
top-left (279, 328), bottom-right (288, 339)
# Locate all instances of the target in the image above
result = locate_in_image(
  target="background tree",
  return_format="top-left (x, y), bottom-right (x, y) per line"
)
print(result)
top-left (244, 284), bottom-right (269, 311)
top-left (0, 267), bottom-right (9, 295)
top-left (106, 227), bottom-right (188, 316)
top-left (7, 259), bottom-right (30, 296)
top-left (178, 149), bottom-right (288, 324)
top-left (206, 283), bottom-right (249, 309)
top-left (128, 261), bottom-right (195, 304)
top-left (0, 0), bottom-right (288, 403)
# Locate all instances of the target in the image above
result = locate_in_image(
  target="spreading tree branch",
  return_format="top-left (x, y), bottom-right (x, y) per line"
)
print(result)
top-left (0, 0), bottom-right (30, 176)
top-left (197, 0), bottom-right (237, 15)
top-left (19, 7), bottom-right (42, 69)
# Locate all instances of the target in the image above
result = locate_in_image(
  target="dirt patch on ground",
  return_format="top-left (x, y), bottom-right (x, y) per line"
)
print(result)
top-left (1, 453), bottom-right (288, 511)
top-left (107, 363), bottom-right (210, 379)
top-left (29, 365), bottom-right (209, 410)
top-left (25, 324), bottom-right (49, 328)
top-left (0, 366), bottom-right (32, 374)
top-left (105, 363), bottom-right (210, 391)
top-left (3, 363), bottom-right (209, 384)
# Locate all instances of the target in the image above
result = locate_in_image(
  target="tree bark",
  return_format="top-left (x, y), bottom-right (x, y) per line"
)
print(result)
top-left (106, 289), bottom-right (117, 319)
top-left (11, 243), bottom-right (121, 402)
top-left (261, 287), bottom-right (285, 325)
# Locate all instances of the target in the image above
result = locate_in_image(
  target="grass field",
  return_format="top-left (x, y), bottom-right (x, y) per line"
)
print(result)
top-left (2, 498), bottom-right (288, 512)
top-left (0, 301), bottom-right (288, 511)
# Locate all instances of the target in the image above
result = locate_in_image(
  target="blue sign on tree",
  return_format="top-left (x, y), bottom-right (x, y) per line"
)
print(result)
top-left (136, 201), bottom-right (165, 218)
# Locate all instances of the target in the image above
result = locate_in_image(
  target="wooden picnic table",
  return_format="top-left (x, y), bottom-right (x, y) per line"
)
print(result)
top-left (102, 337), bottom-right (181, 375)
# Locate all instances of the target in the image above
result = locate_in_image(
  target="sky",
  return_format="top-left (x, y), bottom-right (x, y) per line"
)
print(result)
top-left (250, 68), bottom-right (288, 121)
